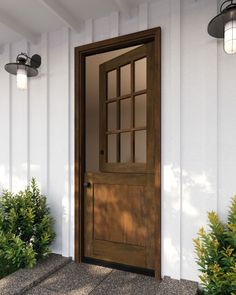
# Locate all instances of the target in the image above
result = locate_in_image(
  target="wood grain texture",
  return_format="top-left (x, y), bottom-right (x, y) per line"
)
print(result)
top-left (93, 183), bottom-right (145, 246)
top-left (75, 27), bottom-right (161, 278)
top-left (84, 172), bottom-right (155, 269)
top-left (93, 240), bottom-right (146, 268)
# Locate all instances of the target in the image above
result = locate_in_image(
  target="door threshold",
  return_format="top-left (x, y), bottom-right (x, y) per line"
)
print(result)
top-left (82, 257), bottom-right (155, 277)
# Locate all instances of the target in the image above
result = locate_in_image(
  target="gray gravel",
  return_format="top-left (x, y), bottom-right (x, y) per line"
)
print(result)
top-left (25, 262), bottom-right (198, 295)
top-left (0, 254), bottom-right (71, 295)
top-left (0, 254), bottom-right (198, 295)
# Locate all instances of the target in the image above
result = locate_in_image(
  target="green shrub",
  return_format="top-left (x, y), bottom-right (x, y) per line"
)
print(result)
top-left (193, 196), bottom-right (236, 295)
top-left (0, 178), bottom-right (55, 279)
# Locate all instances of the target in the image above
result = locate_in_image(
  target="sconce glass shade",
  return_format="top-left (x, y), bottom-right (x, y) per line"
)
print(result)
top-left (208, 2), bottom-right (236, 54)
top-left (224, 20), bottom-right (236, 53)
top-left (17, 68), bottom-right (27, 90)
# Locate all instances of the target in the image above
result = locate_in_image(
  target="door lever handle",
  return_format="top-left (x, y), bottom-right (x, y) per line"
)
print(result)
top-left (83, 182), bottom-right (91, 188)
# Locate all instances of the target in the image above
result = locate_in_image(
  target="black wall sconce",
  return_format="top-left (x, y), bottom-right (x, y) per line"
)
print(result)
top-left (5, 53), bottom-right (41, 90)
top-left (208, 0), bottom-right (236, 54)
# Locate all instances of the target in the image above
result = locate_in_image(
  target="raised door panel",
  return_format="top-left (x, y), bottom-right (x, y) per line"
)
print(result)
top-left (93, 183), bottom-right (146, 246)
top-left (84, 172), bottom-right (155, 269)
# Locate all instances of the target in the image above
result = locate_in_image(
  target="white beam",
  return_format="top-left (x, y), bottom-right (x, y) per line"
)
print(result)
top-left (39, 0), bottom-right (82, 33)
top-left (0, 11), bottom-right (39, 44)
top-left (114, 0), bottom-right (132, 17)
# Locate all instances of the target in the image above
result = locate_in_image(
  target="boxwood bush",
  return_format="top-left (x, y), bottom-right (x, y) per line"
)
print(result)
top-left (194, 196), bottom-right (236, 294)
top-left (0, 178), bottom-right (55, 279)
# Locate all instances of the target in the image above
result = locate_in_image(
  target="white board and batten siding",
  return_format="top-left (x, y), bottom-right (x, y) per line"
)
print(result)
top-left (0, 0), bottom-right (234, 282)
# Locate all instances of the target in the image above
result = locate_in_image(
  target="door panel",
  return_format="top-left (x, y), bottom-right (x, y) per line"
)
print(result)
top-left (93, 183), bottom-right (145, 246)
top-left (84, 172), bottom-right (155, 269)
top-left (93, 240), bottom-right (146, 268)
top-left (84, 42), bottom-right (157, 271)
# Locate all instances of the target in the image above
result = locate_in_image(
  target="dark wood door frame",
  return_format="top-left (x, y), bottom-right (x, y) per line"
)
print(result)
top-left (74, 27), bottom-right (161, 279)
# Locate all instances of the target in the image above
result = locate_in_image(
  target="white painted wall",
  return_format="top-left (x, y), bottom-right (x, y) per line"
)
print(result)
top-left (0, 0), bottom-right (234, 282)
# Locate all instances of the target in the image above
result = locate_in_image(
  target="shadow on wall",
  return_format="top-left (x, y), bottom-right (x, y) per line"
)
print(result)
top-left (162, 163), bottom-right (216, 280)
top-left (0, 162), bottom-right (63, 255)
top-left (0, 160), bottom-right (74, 257)
top-left (0, 165), bottom-right (10, 193)
top-left (0, 163), bottom-right (50, 194)
top-left (0, 163), bottom-right (34, 193)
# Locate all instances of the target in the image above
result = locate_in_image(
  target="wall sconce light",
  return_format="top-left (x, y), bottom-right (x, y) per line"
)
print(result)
top-left (208, 0), bottom-right (236, 54)
top-left (5, 53), bottom-right (41, 90)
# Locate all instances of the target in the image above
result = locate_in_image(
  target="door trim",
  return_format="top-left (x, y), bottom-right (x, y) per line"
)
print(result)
top-left (74, 27), bottom-right (161, 279)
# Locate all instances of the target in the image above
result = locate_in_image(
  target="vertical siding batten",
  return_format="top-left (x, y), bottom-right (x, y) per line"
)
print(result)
top-left (29, 34), bottom-right (48, 193)
top-left (85, 19), bottom-right (94, 44)
top-left (11, 40), bottom-right (28, 193)
top-left (167, 0), bottom-right (181, 280)
top-left (138, 3), bottom-right (148, 31)
top-left (27, 41), bottom-right (30, 183)
top-left (0, 44), bottom-right (11, 191)
top-left (69, 30), bottom-right (82, 258)
top-left (216, 36), bottom-right (220, 217)
top-left (9, 44), bottom-right (13, 192)
top-left (40, 32), bottom-right (49, 195)
top-left (61, 27), bottom-right (71, 257)
top-left (181, 0), bottom-right (218, 281)
top-left (48, 29), bottom-right (66, 254)
top-left (218, 0), bottom-right (236, 220)
top-left (110, 11), bottom-right (120, 38)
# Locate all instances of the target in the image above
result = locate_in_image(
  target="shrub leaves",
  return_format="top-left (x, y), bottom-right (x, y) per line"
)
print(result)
top-left (0, 178), bottom-right (55, 278)
top-left (193, 196), bottom-right (236, 294)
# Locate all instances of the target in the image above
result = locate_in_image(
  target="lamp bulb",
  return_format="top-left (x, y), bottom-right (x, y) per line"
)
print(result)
top-left (17, 68), bottom-right (27, 90)
top-left (224, 20), bottom-right (236, 54)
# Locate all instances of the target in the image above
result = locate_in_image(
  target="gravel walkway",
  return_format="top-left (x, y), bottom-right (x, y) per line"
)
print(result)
top-left (0, 255), bottom-right (198, 295)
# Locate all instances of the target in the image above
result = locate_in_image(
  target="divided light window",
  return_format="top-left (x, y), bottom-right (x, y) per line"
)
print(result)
top-left (99, 44), bottom-right (155, 173)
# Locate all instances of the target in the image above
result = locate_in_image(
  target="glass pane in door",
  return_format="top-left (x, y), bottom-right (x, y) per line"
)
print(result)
top-left (121, 132), bottom-right (131, 163)
top-left (107, 70), bottom-right (117, 99)
top-left (120, 98), bottom-right (131, 129)
top-left (135, 94), bottom-right (146, 127)
top-left (120, 64), bottom-right (131, 96)
top-left (107, 134), bottom-right (117, 163)
top-left (135, 130), bottom-right (146, 163)
top-left (107, 102), bottom-right (117, 131)
top-left (134, 58), bottom-right (147, 92)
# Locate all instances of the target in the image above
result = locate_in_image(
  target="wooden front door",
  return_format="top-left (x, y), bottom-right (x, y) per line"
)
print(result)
top-left (84, 42), bottom-right (159, 271)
